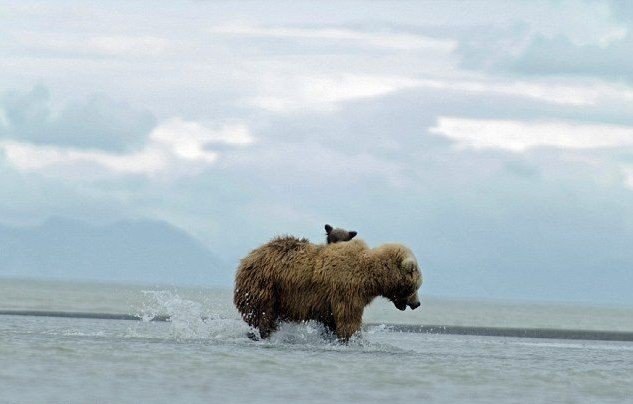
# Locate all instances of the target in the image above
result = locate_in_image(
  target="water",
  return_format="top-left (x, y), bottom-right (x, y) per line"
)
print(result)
top-left (1, 279), bottom-right (633, 403)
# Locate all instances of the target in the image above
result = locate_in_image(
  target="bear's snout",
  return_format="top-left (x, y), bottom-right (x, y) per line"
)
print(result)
top-left (393, 300), bottom-right (407, 311)
top-left (406, 293), bottom-right (421, 310)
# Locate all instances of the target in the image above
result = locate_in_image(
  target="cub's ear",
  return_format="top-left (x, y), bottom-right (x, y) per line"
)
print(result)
top-left (325, 224), bottom-right (333, 234)
top-left (402, 257), bottom-right (417, 273)
top-left (348, 231), bottom-right (357, 239)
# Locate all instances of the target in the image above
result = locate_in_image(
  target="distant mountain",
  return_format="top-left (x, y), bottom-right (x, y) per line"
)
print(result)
top-left (0, 217), bottom-right (229, 286)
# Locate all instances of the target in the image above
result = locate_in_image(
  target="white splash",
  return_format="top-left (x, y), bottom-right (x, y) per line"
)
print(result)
top-left (134, 290), bottom-right (404, 353)
top-left (138, 290), bottom-right (248, 340)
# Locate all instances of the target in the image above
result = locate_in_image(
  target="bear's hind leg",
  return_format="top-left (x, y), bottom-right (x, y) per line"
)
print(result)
top-left (257, 313), bottom-right (277, 339)
top-left (256, 299), bottom-right (278, 339)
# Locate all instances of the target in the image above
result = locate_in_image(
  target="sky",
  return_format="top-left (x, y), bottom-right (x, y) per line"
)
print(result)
top-left (1, 1), bottom-right (632, 305)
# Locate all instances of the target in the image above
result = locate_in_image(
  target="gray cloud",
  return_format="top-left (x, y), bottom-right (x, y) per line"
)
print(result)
top-left (0, 85), bottom-right (156, 151)
top-left (451, 1), bottom-right (633, 82)
top-left (451, 1), bottom-right (633, 83)
top-left (609, 0), bottom-right (633, 23)
top-left (508, 34), bottom-right (633, 81)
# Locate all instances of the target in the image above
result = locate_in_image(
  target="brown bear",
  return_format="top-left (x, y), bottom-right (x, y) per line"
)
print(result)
top-left (324, 224), bottom-right (357, 244)
top-left (234, 236), bottom-right (422, 341)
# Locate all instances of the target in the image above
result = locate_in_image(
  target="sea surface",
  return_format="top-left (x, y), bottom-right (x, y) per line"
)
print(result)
top-left (1, 278), bottom-right (633, 403)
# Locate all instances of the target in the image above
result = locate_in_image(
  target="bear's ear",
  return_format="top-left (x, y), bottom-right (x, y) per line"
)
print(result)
top-left (348, 231), bottom-right (357, 239)
top-left (402, 257), bottom-right (417, 274)
top-left (325, 224), bottom-right (333, 234)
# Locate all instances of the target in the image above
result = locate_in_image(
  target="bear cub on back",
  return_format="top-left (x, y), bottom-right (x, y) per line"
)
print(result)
top-left (325, 224), bottom-right (357, 244)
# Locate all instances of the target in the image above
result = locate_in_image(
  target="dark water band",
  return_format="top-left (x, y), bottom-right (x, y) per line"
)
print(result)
top-left (0, 310), bottom-right (169, 322)
top-left (378, 324), bottom-right (633, 342)
top-left (2, 310), bottom-right (632, 342)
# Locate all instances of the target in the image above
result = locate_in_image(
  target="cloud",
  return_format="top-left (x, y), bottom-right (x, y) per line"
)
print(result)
top-left (209, 23), bottom-right (458, 52)
top-left (0, 118), bottom-right (254, 178)
top-left (245, 72), bottom-right (631, 114)
top-left (410, 77), bottom-right (633, 107)
top-left (508, 34), bottom-right (633, 81)
top-left (247, 74), bottom-right (420, 112)
top-left (429, 115), bottom-right (633, 192)
top-left (16, 31), bottom-right (171, 58)
top-left (0, 85), bottom-right (156, 151)
top-left (228, 140), bottom-right (408, 189)
top-left (430, 117), bottom-right (633, 152)
top-left (1, 141), bottom-right (166, 175)
top-left (451, 1), bottom-right (630, 81)
top-left (608, 0), bottom-right (633, 24)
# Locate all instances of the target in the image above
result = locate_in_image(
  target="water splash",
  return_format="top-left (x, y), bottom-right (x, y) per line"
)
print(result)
top-left (133, 290), bottom-right (404, 352)
top-left (267, 321), bottom-right (336, 345)
top-left (259, 321), bottom-right (405, 353)
top-left (136, 290), bottom-right (248, 340)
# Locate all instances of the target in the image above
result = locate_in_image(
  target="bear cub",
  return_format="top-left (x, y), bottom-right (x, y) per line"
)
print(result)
top-left (325, 224), bottom-right (357, 244)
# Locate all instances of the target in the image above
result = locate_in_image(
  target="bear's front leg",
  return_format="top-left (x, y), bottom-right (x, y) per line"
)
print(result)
top-left (332, 303), bottom-right (363, 342)
top-left (319, 309), bottom-right (337, 337)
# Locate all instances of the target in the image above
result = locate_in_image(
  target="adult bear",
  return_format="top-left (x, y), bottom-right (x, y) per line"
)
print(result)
top-left (234, 236), bottom-right (423, 341)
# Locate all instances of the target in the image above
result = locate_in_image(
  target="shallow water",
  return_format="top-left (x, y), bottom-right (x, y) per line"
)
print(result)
top-left (2, 315), bottom-right (633, 403)
top-left (1, 279), bottom-right (633, 403)
top-left (3, 278), bottom-right (633, 331)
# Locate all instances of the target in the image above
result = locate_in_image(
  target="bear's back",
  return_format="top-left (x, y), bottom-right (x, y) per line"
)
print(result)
top-left (320, 239), bottom-right (369, 260)
top-left (237, 235), bottom-right (316, 279)
top-left (312, 239), bottom-right (371, 280)
top-left (267, 235), bottom-right (310, 253)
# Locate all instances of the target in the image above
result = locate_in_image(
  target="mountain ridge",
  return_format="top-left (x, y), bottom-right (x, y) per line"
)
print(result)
top-left (0, 217), bottom-right (229, 286)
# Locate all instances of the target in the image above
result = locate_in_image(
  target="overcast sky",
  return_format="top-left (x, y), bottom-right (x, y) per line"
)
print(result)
top-left (1, 1), bottom-right (633, 304)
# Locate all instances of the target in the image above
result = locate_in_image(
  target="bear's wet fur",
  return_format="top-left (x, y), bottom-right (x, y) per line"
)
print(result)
top-left (234, 236), bottom-right (422, 341)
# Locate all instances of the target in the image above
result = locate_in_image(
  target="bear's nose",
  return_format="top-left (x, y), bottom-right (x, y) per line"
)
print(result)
top-left (409, 301), bottom-right (421, 310)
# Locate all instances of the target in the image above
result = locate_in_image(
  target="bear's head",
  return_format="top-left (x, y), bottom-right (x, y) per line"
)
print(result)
top-left (382, 245), bottom-right (423, 311)
top-left (325, 224), bottom-right (357, 244)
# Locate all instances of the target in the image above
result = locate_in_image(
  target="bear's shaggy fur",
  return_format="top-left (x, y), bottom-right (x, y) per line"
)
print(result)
top-left (234, 236), bottom-right (422, 341)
